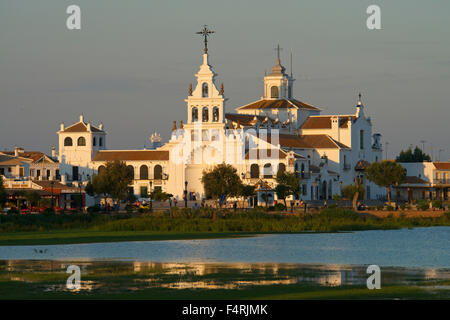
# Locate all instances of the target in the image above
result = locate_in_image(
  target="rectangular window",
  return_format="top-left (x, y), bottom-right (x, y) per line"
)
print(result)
top-left (302, 184), bottom-right (307, 196)
top-left (37, 169), bottom-right (40, 177)
top-left (72, 166), bottom-right (79, 181)
top-left (360, 130), bottom-right (364, 150)
top-left (140, 186), bottom-right (148, 198)
top-left (19, 168), bottom-right (24, 177)
top-left (0, 168), bottom-right (4, 175)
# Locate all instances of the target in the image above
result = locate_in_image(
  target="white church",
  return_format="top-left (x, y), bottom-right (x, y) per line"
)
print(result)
top-left (56, 28), bottom-right (385, 205)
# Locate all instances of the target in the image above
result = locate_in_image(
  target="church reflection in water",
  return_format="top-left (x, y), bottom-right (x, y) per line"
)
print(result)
top-left (2, 260), bottom-right (449, 293)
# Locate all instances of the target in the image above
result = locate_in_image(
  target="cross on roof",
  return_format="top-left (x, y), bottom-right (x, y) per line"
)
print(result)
top-left (196, 25), bottom-right (215, 54)
top-left (275, 44), bottom-right (283, 62)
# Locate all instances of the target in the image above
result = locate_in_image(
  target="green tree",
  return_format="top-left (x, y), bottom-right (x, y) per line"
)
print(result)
top-left (201, 163), bottom-right (243, 207)
top-left (396, 146), bottom-right (431, 162)
top-left (239, 184), bottom-right (255, 208)
top-left (341, 183), bottom-right (365, 210)
top-left (275, 184), bottom-right (290, 208)
top-left (276, 171), bottom-right (301, 199)
top-left (150, 188), bottom-right (173, 202)
top-left (0, 176), bottom-right (7, 208)
top-left (366, 160), bottom-right (406, 204)
top-left (24, 191), bottom-right (41, 208)
top-left (90, 160), bottom-right (134, 206)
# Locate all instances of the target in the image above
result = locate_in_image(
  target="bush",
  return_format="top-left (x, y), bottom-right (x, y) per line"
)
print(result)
top-left (432, 199), bottom-right (442, 209)
top-left (42, 208), bottom-right (55, 215)
top-left (386, 205), bottom-right (394, 211)
top-left (376, 205), bottom-right (384, 211)
top-left (400, 204), bottom-right (406, 210)
top-left (87, 205), bottom-right (101, 214)
top-left (417, 200), bottom-right (429, 211)
top-left (274, 203), bottom-right (286, 211)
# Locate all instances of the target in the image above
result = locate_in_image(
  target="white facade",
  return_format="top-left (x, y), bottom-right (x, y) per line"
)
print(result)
top-left (57, 45), bottom-right (386, 203)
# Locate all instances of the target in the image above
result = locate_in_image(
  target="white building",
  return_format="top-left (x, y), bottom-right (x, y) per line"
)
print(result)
top-left (395, 162), bottom-right (450, 201)
top-left (56, 36), bottom-right (386, 204)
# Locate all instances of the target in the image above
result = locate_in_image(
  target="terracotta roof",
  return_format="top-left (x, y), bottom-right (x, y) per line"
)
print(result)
top-left (245, 149), bottom-right (287, 160)
top-left (402, 176), bottom-right (429, 185)
top-left (301, 115), bottom-right (356, 129)
top-left (225, 113), bottom-right (272, 127)
top-left (2, 151), bottom-right (56, 163)
top-left (433, 162), bottom-right (450, 170)
top-left (254, 179), bottom-right (274, 190)
top-left (0, 154), bottom-right (31, 165)
top-left (5, 188), bottom-right (51, 196)
top-left (63, 122), bottom-right (104, 133)
top-left (92, 150), bottom-right (169, 161)
top-left (33, 180), bottom-right (81, 193)
top-left (237, 99), bottom-right (320, 111)
top-left (278, 133), bottom-right (350, 149)
top-left (355, 160), bottom-right (370, 171)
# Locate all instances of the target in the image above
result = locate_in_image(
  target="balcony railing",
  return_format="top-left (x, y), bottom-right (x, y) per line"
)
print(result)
top-left (434, 178), bottom-right (450, 185)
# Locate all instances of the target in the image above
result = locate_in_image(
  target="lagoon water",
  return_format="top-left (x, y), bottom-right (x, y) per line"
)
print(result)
top-left (0, 227), bottom-right (449, 268)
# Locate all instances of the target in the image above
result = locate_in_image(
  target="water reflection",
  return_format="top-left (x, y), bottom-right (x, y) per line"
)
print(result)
top-left (2, 260), bottom-right (449, 294)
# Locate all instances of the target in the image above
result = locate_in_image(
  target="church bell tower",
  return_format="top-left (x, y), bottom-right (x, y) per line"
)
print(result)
top-left (185, 25), bottom-right (226, 127)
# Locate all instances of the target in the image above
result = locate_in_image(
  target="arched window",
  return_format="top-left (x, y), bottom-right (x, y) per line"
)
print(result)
top-left (263, 163), bottom-right (272, 178)
top-left (212, 107), bottom-right (219, 122)
top-left (202, 130), bottom-right (209, 141)
top-left (192, 107), bottom-right (198, 122)
top-left (301, 163), bottom-right (305, 178)
top-left (98, 165), bottom-right (105, 175)
top-left (328, 179), bottom-right (332, 200)
top-left (93, 137), bottom-right (96, 146)
top-left (140, 165), bottom-right (148, 180)
top-left (250, 164), bottom-right (259, 179)
top-left (202, 107), bottom-right (209, 122)
top-left (202, 83), bottom-right (208, 97)
top-left (99, 137), bottom-right (103, 147)
top-left (277, 163), bottom-right (286, 176)
top-left (154, 165), bottom-right (162, 180)
top-left (127, 165), bottom-right (134, 179)
top-left (270, 86), bottom-right (279, 98)
top-left (77, 137), bottom-right (86, 146)
top-left (294, 163), bottom-right (299, 176)
top-left (64, 137), bottom-right (73, 146)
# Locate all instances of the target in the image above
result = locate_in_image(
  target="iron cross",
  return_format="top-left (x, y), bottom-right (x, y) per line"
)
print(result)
top-left (275, 44), bottom-right (283, 61)
top-left (196, 25), bottom-right (215, 54)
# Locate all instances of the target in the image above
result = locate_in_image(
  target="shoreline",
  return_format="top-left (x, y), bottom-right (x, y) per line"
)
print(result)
top-left (1, 225), bottom-right (449, 246)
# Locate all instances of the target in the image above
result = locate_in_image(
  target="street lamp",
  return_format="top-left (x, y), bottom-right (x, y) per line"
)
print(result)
top-left (78, 181), bottom-right (82, 212)
top-left (149, 181), bottom-right (153, 212)
top-left (50, 180), bottom-right (55, 211)
top-left (184, 181), bottom-right (188, 208)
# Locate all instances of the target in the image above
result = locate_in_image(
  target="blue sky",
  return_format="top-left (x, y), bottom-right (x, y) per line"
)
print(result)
top-left (0, 0), bottom-right (449, 160)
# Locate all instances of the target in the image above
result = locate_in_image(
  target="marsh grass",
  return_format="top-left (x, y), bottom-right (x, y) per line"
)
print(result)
top-left (1, 208), bottom-right (449, 235)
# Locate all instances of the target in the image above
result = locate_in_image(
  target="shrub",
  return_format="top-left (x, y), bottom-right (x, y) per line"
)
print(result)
top-left (417, 199), bottom-right (429, 211)
top-left (42, 208), bottom-right (55, 215)
top-left (399, 204), bottom-right (406, 210)
top-left (386, 205), bottom-right (394, 211)
top-left (376, 205), bottom-right (384, 211)
top-left (274, 203), bottom-right (286, 211)
top-left (432, 199), bottom-right (442, 209)
top-left (87, 205), bottom-right (101, 214)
